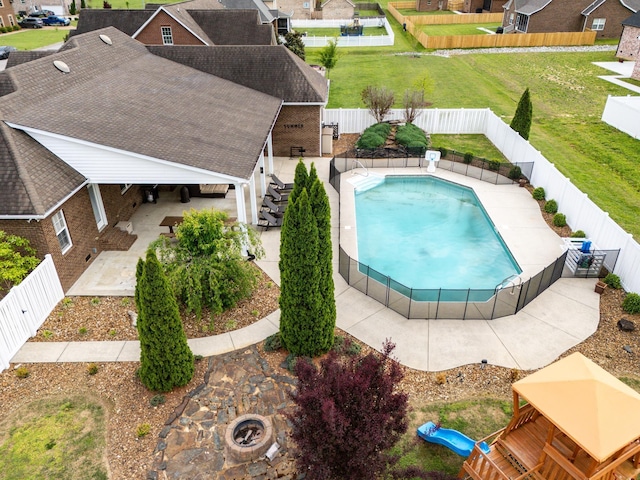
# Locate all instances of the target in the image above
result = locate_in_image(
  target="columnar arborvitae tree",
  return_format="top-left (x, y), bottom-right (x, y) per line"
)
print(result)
top-left (310, 178), bottom-right (335, 353)
top-left (287, 341), bottom-right (408, 479)
top-left (279, 189), bottom-right (323, 356)
top-left (69, 0), bottom-right (77, 15)
top-left (283, 31), bottom-right (306, 60)
top-left (136, 250), bottom-right (194, 392)
top-left (307, 162), bottom-right (318, 189)
top-left (288, 159), bottom-right (309, 204)
top-left (510, 88), bottom-right (533, 140)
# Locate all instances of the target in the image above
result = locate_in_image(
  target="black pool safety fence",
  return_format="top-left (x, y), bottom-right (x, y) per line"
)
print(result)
top-left (329, 151), bottom-right (534, 192)
top-left (338, 246), bottom-right (567, 320)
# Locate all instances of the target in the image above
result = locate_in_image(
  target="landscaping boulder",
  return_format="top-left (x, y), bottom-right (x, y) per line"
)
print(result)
top-left (617, 318), bottom-right (636, 332)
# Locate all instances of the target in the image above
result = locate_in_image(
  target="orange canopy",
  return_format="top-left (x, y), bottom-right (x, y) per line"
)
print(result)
top-left (513, 352), bottom-right (640, 463)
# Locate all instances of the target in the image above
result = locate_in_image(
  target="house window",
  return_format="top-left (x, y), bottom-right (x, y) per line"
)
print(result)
top-left (0, 0), bottom-right (4, 7)
top-left (8, 15), bottom-right (15, 26)
top-left (509, 13), bottom-right (514, 25)
top-left (0, 18), bottom-right (4, 28)
top-left (161, 26), bottom-right (173, 45)
top-left (120, 183), bottom-right (132, 194)
top-left (52, 210), bottom-right (72, 254)
top-left (515, 13), bottom-right (529, 32)
top-left (592, 18), bottom-right (605, 31)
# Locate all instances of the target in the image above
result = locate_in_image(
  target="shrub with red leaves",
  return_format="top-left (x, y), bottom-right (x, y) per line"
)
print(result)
top-left (287, 339), bottom-right (408, 480)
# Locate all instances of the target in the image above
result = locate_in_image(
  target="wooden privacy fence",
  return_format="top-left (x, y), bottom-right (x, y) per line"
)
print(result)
top-left (0, 254), bottom-right (64, 372)
top-left (388, 2), bottom-right (596, 48)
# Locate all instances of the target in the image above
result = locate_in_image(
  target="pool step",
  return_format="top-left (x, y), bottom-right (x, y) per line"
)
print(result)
top-left (347, 173), bottom-right (385, 192)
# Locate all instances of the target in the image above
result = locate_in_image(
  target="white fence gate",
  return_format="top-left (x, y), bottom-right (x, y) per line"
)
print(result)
top-left (324, 107), bottom-right (640, 294)
top-left (0, 254), bottom-right (64, 372)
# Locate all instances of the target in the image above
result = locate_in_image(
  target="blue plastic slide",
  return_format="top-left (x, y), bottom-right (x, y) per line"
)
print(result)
top-left (417, 421), bottom-right (491, 458)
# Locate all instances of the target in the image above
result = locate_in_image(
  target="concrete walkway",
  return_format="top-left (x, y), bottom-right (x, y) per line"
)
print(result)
top-left (10, 157), bottom-right (601, 372)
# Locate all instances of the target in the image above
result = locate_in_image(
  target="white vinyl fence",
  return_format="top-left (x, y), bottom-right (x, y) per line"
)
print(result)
top-left (292, 18), bottom-right (394, 47)
top-left (325, 107), bottom-right (640, 293)
top-left (0, 254), bottom-right (64, 372)
top-left (601, 95), bottom-right (640, 139)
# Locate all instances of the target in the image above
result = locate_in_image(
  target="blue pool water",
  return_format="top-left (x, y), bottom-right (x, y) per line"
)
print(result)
top-left (354, 176), bottom-right (521, 300)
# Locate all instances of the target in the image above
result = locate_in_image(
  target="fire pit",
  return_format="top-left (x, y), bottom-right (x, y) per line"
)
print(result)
top-left (225, 414), bottom-right (274, 464)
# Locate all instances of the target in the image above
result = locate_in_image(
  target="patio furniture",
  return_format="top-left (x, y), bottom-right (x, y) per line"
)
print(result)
top-left (261, 197), bottom-right (286, 216)
top-left (270, 175), bottom-right (294, 191)
top-left (266, 185), bottom-right (289, 203)
top-left (159, 216), bottom-right (184, 233)
top-left (258, 210), bottom-right (283, 230)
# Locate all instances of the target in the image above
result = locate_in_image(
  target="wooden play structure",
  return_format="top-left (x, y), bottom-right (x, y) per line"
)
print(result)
top-left (460, 353), bottom-right (640, 480)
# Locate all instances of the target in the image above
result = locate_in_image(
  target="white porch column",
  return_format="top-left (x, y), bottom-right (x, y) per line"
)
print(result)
top-left (267, 133), bottom-right (274, 175)
top-left (234, 182), bottom-right (247, 224)
top-left (249, 175), bottom-right (259, 225)
top-left (258, 152), bottom-right (267, 197)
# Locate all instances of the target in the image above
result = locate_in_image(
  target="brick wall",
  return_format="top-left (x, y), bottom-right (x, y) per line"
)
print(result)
top-left (272, 105), bottom-right (321, 157)
top-left (136, 11), bottom-right (205, 45)
top-left (616, 25), bottom-right (640, 60)
top-left (0, 185), bottom-right (143, 292)
top-left (465, 0), bottom-right (507, 13)
top-left (279, 0), bottom-right (312, 19)
top-left (416, 0), bottom-right (447, 12)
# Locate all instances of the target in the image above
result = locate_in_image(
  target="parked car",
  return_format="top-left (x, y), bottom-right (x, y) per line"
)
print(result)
top-left (0, 46), bottom-right (17, 60)
top-left (19, 17), bottom-right (44, 28)
top-left (29, 10), bottom-right (54, 17)
top-left (42, 15), bottom-right (70, 26)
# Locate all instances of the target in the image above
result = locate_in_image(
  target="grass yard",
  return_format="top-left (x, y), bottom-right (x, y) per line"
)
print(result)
top-left (620, 77), bottom-right (640, 88)
top-left (298, 27), bottom-right (388, 37)
top-left (308, 48), bottom-right (640, 238)
top-left (389, 398), bottom-right (513, 476)
top-left (430, 134), bottom-right (509, 162)
top-left (0, 29), bottom-right (69, 50)
top-left (420, 23), bottom-right (501, 35)
top-left (355, 9), bottom-right (382, 17)
top-left (0, 395), bottom-right (108, 480)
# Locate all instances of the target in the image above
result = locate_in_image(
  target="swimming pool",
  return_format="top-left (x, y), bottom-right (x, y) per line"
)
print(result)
top-left (354, 176), bottom-right (521, 301)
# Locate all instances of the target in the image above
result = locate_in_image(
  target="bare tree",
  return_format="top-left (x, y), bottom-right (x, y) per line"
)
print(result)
top-left (402, 89), bottom-right (427, 124)
top-left (361, 86), bottom-right (394, 123)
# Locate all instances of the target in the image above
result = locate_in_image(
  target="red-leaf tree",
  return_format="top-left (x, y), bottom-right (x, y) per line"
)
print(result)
top-left (287, 339), bottom-right (408, 479)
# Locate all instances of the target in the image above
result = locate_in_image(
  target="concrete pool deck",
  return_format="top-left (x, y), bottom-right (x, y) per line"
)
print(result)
top-left (11, 157), bottom-right (600, 372)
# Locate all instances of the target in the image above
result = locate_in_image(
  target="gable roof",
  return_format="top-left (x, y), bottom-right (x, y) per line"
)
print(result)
top-left (217, 0), bottom-right (276, 23)
top-left (582, 0), bottom-right (607, 15)
top-left (72, 9), bottom-right (155, 37)
top-left (510, 0), bottom-right (553, 14)
top-left (621, 0), bottom-right (640, 11)
top-left (508, 0), bottom-right (639, 14)
top-left (622, 9), bottom-right (640, 25)
top-left (5, 51), bottom-right (54, 69)
top-left (187, 9), bottom-right (275, 45)
top-left (0, 27), bottom-right (282, 218)
top-left (147, 45), bottom-right (328, 103)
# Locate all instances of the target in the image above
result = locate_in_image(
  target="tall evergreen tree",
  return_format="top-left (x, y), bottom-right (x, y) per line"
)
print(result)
top-left (136, 250), bottom-right (194, 392)
top-left (288, 159), bottom-right (309, 204)
top-left (510, 88), bottom-right (533, 140)
top-left (310, 178), bottom-right (335, 353)
top-left (307, 162), bottom-right (318, 189)
top-left (283, 31), bottom-right (306, 60)
top-left (279, 189), bottom-right (323, 356)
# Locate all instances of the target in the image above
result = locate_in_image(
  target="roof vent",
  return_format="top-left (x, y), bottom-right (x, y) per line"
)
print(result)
top-left (53, 60), bottom-right (70, 74)
top-left (99, 34), bottom-right (113, 45)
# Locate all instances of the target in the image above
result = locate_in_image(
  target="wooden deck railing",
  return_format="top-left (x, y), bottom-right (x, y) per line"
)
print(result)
top-left (503, 404), bottom-right (538, 437)
top-left (463, 444), bottom-right (514, 480)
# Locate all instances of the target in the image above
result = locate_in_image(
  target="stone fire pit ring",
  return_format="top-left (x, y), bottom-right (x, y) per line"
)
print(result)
top-left (225, 414), bottom-right (274, 464)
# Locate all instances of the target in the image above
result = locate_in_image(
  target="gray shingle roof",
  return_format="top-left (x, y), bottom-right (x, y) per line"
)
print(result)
top-left (582, 0), bottom-right (607, 15)
top-left (147, 45), bottom-right (328, 103)
top-left (5, 51), bottom-right (54, 69)
top-left (1, 28), bottom-right (282, 207)
top-left (187, 9), bottom-right (275, 45)
top-left (512, 0), bottom-right (553, 14)
top-left (622, 10), bottom-right (640, 25)
top-left (71, 9), bottom-right (155, 37)
top-left (620, 0), bottom-right (640, 11)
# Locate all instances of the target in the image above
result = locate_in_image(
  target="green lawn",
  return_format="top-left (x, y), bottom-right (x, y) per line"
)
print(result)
top-left (430, 134), bottom-right (509, 162)
top-left (0, 29), bottom-right (69, 50)
top-left (420, 23), bottom-right (501, 35)
top-left (298, 27), bottom-right (387, 37)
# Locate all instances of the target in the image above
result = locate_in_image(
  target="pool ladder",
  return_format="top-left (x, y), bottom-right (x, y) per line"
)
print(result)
top-left (495, 274), bottom-right (522, 295)
top-left (351, 160), bottom-right (368, 177)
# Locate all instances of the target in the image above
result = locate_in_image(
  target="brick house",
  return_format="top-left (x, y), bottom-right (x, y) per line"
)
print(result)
top-left (0, 0), bottom-right (18, 29)
top-left (277, 0), bottom-right (354, 20)
top-left (463, 0), bottom-right (508, 13)
top-left (616, 10), bottom-right (640, 80)
top-left (0, 27), bottom-right (327, 291)
top-left (416, 0), bottom-right (450, 12)
top-left (502, 0), bottom-right (640, 38)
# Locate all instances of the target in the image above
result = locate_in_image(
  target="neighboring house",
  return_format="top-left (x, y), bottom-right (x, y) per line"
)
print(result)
top-left (502, 0), bottom-right (640, 37)
top-left (0, 27), bottom-right (327, 291)
top-left (1, 0), bottom-right (18, 29)
top-left (464, 0), bottom-right (508, 13)
top-left (616, 10), bottom-right (640, 80)
top-left (72, 5), bottom-right (277, 45)
top-left (277, 0), bottom-right (354, 20)
top-left (416, 0), bottom-right (450, 12)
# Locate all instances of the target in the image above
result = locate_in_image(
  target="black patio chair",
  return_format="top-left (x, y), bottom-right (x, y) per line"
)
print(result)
top-left (261, 197), bottom-right (286, 216)
top-left (266, 184), bottom-right (289, 203)
top-left (270, 174), bottom-right (294, 191)
top-left (258, 210), bottom-right (284, 230)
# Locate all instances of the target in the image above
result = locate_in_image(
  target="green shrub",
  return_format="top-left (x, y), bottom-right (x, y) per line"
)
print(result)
top-left (438, 146), bottom-right (448, 158)
top-left (87, 363), bottom-right (99, 375)
top-left (532, 187), bottom-right (545, 201)
top-left (0, 27), bottom-right (7, 33)
top-left (488, 160), bottom-right (501, 171)
top-left (603, 273), bottom-right (622, 289)
top-left (571, 230), bottom-right (587, 238)
top-left (264, 332), bottom-right (282, 352)
top-left (463, 152), bottom-right (474, 164)
top-left (622, 293), bottom-right (640, 314)
top-left (13, 25), bottom-right (20, 31)
top-left (395, 123), bottom-right (428, 150)
top-left (15, 366), bottom-right (29, 379)
top-left (356, 131), bottom-right (386, 149)
top-left (136, 423), bottom-right (151, 438)
top-left (150, 394), bottom-right (166, 406)
top-left (508, 165), bottom-right (522, 180)
top-left (553, 213), bottom-right (566, 227)
top-left (285, 353), bottom-right (298, 372)
top-left (544, 199), bottom-right (558, 214)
